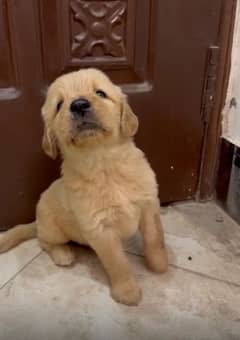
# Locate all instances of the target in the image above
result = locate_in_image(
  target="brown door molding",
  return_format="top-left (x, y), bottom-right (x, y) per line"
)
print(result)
top-left (198, 0), bottom-right (237, 200)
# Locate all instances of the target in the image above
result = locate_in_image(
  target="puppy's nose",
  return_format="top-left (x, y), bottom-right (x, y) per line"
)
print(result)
top-left (70, 98), bottom-right (91, 117)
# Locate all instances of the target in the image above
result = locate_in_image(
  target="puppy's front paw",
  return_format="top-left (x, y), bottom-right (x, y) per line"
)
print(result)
top-left (146, 247), bottom-right (168, 273)
top-left (111, 280), bottom-right (142, 306)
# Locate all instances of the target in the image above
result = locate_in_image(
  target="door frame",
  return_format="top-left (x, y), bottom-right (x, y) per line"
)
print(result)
top-left (198, 0), bottom-right (237, 200)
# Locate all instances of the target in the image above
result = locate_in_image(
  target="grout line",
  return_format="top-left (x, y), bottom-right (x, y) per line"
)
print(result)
top-left (1, 246), bottom-right (239, 292)
top-left (0, 250), bottom-right (43, 291)
top-left (169, 263), bottom-right (240, 289)
top-left (126, 250), bottom-right (240, 289)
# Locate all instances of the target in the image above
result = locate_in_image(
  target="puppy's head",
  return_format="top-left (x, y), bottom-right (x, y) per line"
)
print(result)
top-left (41, 68), bottom-right (138, 158)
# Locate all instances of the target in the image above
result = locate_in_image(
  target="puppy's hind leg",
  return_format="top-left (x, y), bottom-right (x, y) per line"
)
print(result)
top-left (139, 201), bottom-right (168, 273)
top-left (37, 221), bottom-right (76, 267)
top-left (40, 241), bottom-right (76, 267)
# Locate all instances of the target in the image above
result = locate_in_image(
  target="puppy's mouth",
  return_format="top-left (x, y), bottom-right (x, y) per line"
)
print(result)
top-left (70, 118), bottom-right (106, 142)
top-left (76, 121), bottom-right (101, 133)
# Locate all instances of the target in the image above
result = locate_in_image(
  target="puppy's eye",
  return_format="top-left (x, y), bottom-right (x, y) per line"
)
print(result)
top-left (56, 100), bottom-right (63, 112)
top-left (96, 90), bottom-right (107, 98)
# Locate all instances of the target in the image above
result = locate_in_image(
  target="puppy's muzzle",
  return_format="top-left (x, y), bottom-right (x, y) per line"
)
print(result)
top-left (70, 98), bottom-right (101, 133)
top-left (70, 98), bottom-right (91, 119)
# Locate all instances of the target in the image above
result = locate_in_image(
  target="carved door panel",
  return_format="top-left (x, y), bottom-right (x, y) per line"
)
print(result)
top-left (39, 0), bottom-right (149, 85)
top-left (0, 0), bottom-right (224, 228)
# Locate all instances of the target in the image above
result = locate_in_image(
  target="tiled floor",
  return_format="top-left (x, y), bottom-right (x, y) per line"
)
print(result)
top-left (0, 202), bottom-right (240, 340)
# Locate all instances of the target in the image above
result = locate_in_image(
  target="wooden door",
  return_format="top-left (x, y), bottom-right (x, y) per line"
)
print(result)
top-left (0, 0), bottom-right (230, 228)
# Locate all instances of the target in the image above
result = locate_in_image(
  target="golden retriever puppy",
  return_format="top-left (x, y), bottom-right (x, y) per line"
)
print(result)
top-left (0, 68), bottom-right (168, 305)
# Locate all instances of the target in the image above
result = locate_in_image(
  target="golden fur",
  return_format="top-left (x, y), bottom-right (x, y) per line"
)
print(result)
top-left (0, 68), bottom-right (168, 305)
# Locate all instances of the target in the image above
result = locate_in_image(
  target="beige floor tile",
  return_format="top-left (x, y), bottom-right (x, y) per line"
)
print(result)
top-left (0, 249), bottom-right (239, 340)
top-left (125, 202), bottom-right (240, 285)
top-left (0, 239), bottom-right (41, 288)
top-left (0, 202), bottom-right (240, 340)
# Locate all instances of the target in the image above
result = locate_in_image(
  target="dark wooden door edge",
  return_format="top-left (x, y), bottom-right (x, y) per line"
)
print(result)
top-left (216, 140), bottom-right (240, 224)
top-left (197, 0), bottom-right (237, 201)
top-left (216, 139), bottom-right (235, 204)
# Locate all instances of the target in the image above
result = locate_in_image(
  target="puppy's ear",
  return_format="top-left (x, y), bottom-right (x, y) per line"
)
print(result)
top-left (41, 88), bottom-right (58, 159)
top-left (120, 97), bottom-right (139, 138)
top-left (42, 122), bottom-right (58, 159)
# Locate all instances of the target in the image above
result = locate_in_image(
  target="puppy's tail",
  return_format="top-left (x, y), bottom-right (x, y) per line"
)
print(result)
top-left (0, 222), bottom-right (37, 253)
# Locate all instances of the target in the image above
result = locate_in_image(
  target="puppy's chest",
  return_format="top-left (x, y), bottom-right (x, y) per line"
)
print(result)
top-left (75, 172), bottom-right (140, 209)
top-left (67, 168), bottom-right (149, 221)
